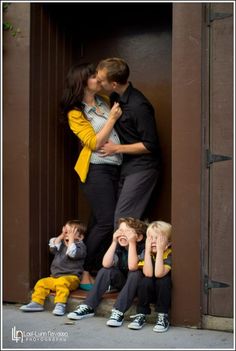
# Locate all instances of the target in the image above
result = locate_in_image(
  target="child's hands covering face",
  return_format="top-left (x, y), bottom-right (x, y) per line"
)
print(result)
top-left (67, 225), bottom-right (77, 239)
top-left (115, 222), bottom-right (138, 247)
top-left (64, 225), bottom-right (81, 246)
top-left (113, 228), bottom-right (123, 243)
top-left (145, 235), bottom-right (152, 252)
top-left (126, 228), bottom-right (138, 243)
top-left (156, 232), bottom-right (168, 251)
top-left (60, 225), bottom-right (67, 238)
top-left (146, 228), bottom-right (169, 253)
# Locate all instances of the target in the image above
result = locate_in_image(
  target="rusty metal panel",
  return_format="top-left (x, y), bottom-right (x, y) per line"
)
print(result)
top-left (207, 2), bottom-right (233, 317)
top-left (172, 3), bottom-right (203, 327)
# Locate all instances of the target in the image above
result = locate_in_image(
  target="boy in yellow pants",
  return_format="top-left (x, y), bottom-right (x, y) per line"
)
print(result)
top-left (20, 219), bottom-right (87, 316)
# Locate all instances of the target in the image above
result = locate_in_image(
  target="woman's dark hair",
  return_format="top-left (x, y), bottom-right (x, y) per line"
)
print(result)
top-left (60, 62), bottom-right (96, 120)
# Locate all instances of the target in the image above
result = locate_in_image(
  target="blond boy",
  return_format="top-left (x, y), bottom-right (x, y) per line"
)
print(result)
top-left (128, 221), bottom-right (172, 332)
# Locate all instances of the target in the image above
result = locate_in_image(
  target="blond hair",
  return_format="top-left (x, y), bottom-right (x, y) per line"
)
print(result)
top-left (147, 221), bottom-right (172, 242)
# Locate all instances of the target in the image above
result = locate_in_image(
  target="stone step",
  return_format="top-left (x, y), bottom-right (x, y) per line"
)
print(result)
top-left (44, 288), bottom-right (157, 323)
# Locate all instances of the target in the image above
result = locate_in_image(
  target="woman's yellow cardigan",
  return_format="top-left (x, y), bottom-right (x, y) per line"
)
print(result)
top-left (68, 95), bottom-right (110, 183)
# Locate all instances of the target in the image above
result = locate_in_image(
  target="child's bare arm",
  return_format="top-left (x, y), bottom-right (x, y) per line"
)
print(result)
top-left (102, 230), bottom-right (120, 268)
top-left (154, 233), bottom-right (171, 277)
top-left (66, 226), bottom-right (86, 259)
top-left (143, 237), bottom-right (154, 277)
top-left (127, 229), bottom-right (140, 271)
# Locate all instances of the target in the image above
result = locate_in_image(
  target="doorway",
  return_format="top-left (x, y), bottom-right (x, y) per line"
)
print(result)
top-left (46, 2), bottom-right (173, 224)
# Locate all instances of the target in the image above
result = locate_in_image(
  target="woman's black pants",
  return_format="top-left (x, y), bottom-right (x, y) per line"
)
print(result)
top-left (80, 164), bottom-right (120, 272)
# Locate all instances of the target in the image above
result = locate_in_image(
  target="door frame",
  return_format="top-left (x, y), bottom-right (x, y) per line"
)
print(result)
top-left (171, 3), bottom-right (202, 327)
top-left (201, 2), bottom-right (234, 326)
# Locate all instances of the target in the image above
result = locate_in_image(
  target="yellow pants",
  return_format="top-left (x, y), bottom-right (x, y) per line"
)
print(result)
top-left (32, 275), bottom-right (80, 305)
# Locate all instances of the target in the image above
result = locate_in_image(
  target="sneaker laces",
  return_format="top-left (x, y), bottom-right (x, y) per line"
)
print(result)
top-left (76, 304), bottom-right (89, 312)
top-left (110, 309), bottom-right (123, 319)
top-left (130, 314), bottom-right (145, 323)
top-left (157, 313), bottom-right (166, 325)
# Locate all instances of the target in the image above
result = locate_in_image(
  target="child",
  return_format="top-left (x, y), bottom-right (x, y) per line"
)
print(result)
top-left (128, 221), bottom-right (172, 332)
top-left (20, 219), bottom-right (87, 316)
top-left (67, 217), bottom-right (147, 327)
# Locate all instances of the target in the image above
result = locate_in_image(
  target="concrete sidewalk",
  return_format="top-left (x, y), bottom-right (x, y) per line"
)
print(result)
top-left (2, 303), bottom-right (234, 350)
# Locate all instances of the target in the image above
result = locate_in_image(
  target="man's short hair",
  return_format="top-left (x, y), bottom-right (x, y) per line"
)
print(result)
top-left (97, 58), bottom-right (130, 84)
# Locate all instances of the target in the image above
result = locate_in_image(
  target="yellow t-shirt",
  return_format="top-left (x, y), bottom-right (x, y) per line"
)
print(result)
top-left (138, 247), bottom-right (172, 270)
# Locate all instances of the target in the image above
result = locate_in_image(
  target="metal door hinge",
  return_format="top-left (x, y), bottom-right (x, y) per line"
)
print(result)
top-left (205, 5), bottom-right (233, 27)
top-left (209, 12), bottom-right (233, 23)
top-left (204, 275), bottom-right (230, 294)
top-left (206, 149), bottom-right (232, 168)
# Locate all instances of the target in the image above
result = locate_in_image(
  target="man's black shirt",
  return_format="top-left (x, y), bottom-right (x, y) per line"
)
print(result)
top-left (110, 83), bottom-right (161, 176)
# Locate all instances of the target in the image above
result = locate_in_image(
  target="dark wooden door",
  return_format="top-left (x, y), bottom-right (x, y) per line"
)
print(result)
top-left (203, 2), bottom-right (233, 317)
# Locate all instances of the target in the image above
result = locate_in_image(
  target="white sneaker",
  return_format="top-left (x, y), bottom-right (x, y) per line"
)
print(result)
top-left (153, 313), bottom-right (169, 332)
top-left (106, 309), bottom-right (124, 327)
top-left (20, 302), bottom-right (44, 312)
top-left (52, 303), bottom-right (66, 316)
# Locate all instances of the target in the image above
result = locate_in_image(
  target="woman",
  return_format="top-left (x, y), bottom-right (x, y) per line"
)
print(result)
top-left (61, 63), bottom-right (122, 289)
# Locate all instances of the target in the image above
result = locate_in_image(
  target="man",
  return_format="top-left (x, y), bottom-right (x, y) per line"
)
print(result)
top-left (97, 58), bottom-right (161, 227)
